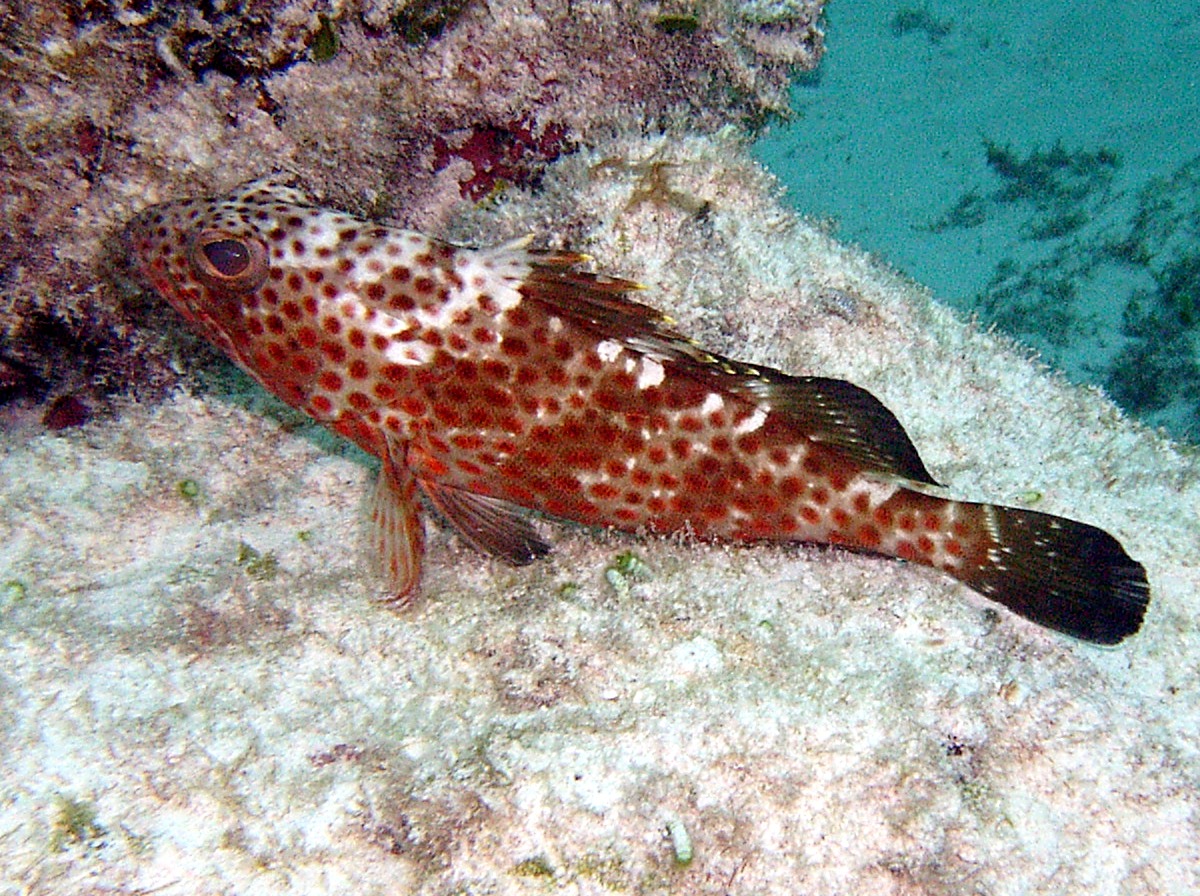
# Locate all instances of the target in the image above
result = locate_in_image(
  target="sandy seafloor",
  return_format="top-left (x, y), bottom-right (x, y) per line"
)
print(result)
top-left (1, 126), bottom-right (1198, 894)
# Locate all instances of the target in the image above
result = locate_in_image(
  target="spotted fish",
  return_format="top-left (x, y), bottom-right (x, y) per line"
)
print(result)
top-left (127, 179), bottom-right (1149, 644)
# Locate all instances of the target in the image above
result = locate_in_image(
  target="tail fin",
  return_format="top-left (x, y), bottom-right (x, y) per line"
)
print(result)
top-left (956, 505), bottom-right (1149, 645)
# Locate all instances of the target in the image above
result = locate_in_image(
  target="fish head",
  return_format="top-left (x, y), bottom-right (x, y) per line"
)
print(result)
top-left (126, 179), bottom-right (319, 360)
top-left (124, 178), bottom-right (499, 454)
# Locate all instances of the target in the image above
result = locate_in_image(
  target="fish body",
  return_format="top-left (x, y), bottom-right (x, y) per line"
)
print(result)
top-left (128, 179), bottom-right (1149, 643)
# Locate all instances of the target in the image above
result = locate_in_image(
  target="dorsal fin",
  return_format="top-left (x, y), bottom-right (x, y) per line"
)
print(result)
top-left (523, 253), bottom-right (674, 333)
top-left (521, 258), bottom-right (940, 486)
top-left (730, 373), bottom-right (940, 486)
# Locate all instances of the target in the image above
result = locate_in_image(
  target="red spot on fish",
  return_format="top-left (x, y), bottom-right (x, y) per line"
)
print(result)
top-left (670, 495), bottom-right (695, 515)
top-left (857, 524), bottom-right (881, 548)
top-left (452, 433), bottom-right (484, 451)
top-left (467, 406), bottom-right (493, 428)
top-left (594, 390), bottom-right (623, 411)
top-left (481, 359), bottom-right (509, 380)
top-left (589, 482), bottom-right (619, 500)
top-left (553, 474), bottom-right (582, 494)
top-left (399, 396), bottom-right (426, 416)
top-left (501, 335), bottom-right (530, 357)
top-left (457, 459), bottom-right (484, 476)
top-left (738, 435), bottom-right (764, 459)
top-left (611, 370), bottom-right (636, 392)
top-left (433, 404), bottom-right (461, 426)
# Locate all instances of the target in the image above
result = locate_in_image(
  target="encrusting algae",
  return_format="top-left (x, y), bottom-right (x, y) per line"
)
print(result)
top-left (127, 179), bottom-right (1150, 644)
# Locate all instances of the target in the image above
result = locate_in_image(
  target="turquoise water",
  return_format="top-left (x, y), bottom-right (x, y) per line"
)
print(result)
top-left (754, 0), bottom-right (1200, 441)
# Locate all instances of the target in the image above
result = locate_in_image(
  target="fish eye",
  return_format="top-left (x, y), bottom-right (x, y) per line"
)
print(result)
top-left (202, 238), bottom-right (251, 276)
top-left (191, 230), bottom-right (268, 292)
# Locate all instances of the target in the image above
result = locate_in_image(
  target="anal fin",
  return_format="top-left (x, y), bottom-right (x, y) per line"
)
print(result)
top-left (419, 480), bottom-right (551, 566)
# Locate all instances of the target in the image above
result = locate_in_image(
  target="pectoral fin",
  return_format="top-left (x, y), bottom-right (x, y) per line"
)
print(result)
top-left (371, 439), bottom-right (425, 605)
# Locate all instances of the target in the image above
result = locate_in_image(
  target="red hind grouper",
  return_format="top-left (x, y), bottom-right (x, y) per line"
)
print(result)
top-left (127, 179), bottom-right (1149, 644)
